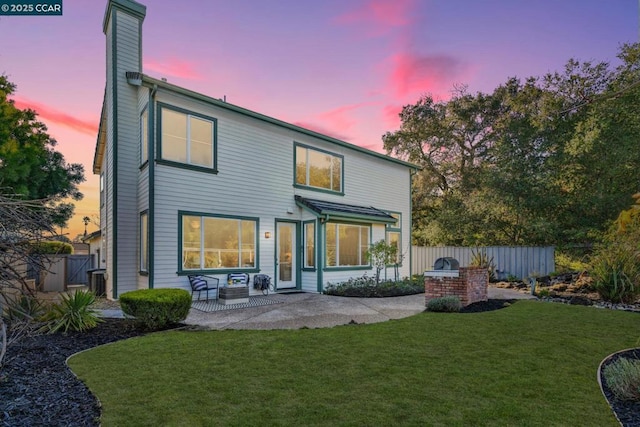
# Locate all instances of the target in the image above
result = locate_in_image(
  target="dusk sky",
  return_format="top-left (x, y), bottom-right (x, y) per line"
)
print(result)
top-left (0, 0), bottom-right (637, 239)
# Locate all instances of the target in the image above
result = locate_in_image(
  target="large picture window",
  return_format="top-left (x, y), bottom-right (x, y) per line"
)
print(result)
top-left (295, 144), bottom-right (343, 193)
top-left (181, 213), bottom-right (257, 271)
top-left (160, 105), bottom-right (216, 170)
top-left (325, 223), bottom-right (370, 267)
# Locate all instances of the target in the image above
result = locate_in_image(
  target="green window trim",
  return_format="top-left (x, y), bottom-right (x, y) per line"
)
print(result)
top-left (385, 210), bottom-right (402, 266)
top-left (177, 211), bottom-right (259, 274)
top-left (322, 265), bottom-right (372, 272)
top-left (140, 211), bottom-right (149, 273)
top-left (324, 222), bottom-right (371, 269)
top-left (140, 105), bottom-right (148, 166)
top-left (157, 103), bottom-right (218, 173)
top-left (294, 142), bottom-right (344, 194)
top-left (385, 211), bottom-right (402, 230)
top-left (303, 220), bottom-right (316, 271)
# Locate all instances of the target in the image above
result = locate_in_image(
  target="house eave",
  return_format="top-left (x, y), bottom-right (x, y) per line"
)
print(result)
top-left (93, 91), bottom-right (107, 175)
top-left (294, 196), bottom-right (396, 225)
top-left (139, 74), bottom-right (420, 171)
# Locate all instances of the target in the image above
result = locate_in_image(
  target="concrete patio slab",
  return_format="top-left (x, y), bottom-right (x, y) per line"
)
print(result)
top-left (100, 285), bottom-right (537, 330)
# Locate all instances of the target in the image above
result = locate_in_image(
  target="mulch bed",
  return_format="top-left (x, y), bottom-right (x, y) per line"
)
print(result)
top-left (459, 299), bottom-right (517, 313)
top-left (0, 319), bottom-right (152, 426)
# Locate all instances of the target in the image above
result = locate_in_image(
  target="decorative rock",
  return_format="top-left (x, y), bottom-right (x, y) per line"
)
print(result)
top-left (569, 296), bottom-right (592, 306)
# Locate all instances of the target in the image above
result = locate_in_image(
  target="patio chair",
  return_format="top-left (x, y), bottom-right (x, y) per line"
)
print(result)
top-left (188, 275), bottom-right (220, 302)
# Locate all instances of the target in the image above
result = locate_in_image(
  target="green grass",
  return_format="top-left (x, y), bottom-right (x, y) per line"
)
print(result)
top-left (68, 301), bottom-right (639, 426)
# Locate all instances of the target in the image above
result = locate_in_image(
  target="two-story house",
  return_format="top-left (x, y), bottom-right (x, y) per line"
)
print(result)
top-left (95, 0), bottom-right (418, 299)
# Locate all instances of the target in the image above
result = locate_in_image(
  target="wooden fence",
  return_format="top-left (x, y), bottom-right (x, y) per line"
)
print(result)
top-left (411, 246), bottom-right (555, 280)
top-left (28, 254), bottom-right (94, 292)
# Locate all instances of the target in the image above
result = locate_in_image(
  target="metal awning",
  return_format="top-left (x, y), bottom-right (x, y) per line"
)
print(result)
top-left (294, 196), bottom-right (396, 224)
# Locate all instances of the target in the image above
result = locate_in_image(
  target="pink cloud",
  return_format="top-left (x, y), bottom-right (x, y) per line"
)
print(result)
top-left (356, 142), bottom-right (383, 152)
top-left (334, 0), bottom-right (414, 35)
top-left (292, 121), bottom-right (351, 142)
top-left (382, 104), bottom-right (403, 127)
top-left (144, 57), bottom-right (202, 80)
top-left (389, 52), bottom-right (465, 98)
top-left (318, 102), bottom-right (375, 132)
top-left (11, 97), bottom-right (98, 136)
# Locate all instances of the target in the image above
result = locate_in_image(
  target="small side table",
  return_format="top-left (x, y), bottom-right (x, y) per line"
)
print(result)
top-left (218, 286), bottom-right (249, 305)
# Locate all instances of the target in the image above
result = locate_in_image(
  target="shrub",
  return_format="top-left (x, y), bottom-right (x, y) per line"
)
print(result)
top-left (30, 241), bottom-right (73, 255)
top-left (591, 194), bottom-right (640, 303)
top-left (426, 296), bottom-right (461, 313)
top-left (603, 357), bottom-right (640, 401)
top-left (536, 288), bottom-right (550, 298)
top-left (120, 288), bottom-right (191, 330)
top-left (1, 293), bottom-right (45, 322)
top-left (555, 251), bottom-right (590, 273)
top-left (323, 275), bottom-right (423, 298)
top-left (591, 238), bottom-right (640, 303)
top-left (42, 290), bottom-right (103, 333)
top-left (366, 240), bottom-right (398, 284)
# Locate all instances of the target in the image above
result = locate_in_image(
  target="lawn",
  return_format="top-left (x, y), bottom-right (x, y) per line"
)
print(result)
top-left (68, 301), bottom-right (639, 426)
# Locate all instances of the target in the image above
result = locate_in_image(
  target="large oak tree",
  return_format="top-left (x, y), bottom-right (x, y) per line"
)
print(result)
top-left (384, 44), bottom-right (640, 247)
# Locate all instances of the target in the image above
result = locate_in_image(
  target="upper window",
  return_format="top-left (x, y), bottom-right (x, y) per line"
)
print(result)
top-left (159, 104), bottom-right (216, 170)
top-left (295, 144), bottom-right (343, 193)
top-left (181, 213), bottom-right (257, 271)
top-left (140, 108), bottom-right (148, 165)
top-left (325, 223), bottom-right (370, 268)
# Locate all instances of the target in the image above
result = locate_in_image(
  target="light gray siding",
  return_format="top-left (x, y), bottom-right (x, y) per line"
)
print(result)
top-left (136, 89), bottom-right (149, 289)
top-left (99, 1), bottom-right (413, 298)
top-left (113, 11), bottom-right (142, 295)
top-left (103, 5), bottom-right (145, 298)
top-left (150, 91), bottom-right (412, 294)
top-left (103, 18), bottom-right (114, 298)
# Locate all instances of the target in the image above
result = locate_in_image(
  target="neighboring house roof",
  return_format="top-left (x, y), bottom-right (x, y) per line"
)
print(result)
top-left (295, 195), bottom-right (396, 224)
top-left (82, 230), bottom-right (101, 243)
top-left (72, 242), bottom-right (90, 254)
top-left (93, 72), bottom-right (420, 174)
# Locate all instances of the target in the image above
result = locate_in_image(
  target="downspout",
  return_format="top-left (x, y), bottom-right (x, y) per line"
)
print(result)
top-left (148, 84), bottom-right (157, 289)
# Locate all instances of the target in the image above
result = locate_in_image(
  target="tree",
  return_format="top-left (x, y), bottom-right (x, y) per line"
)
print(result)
top-left (0, 75), bottom-right (85, 228)
top-left (366, 240), bottom-right (398, 284)
top-left (0, 194), bottom-right (60, 367)
top-left (383, 87), bottom-right (503, 245)
top-left (383, 43), bottom-right (640, 247)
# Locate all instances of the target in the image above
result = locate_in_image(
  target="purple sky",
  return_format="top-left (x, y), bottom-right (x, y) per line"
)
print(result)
top-left (0, 0), bottom-right (636, 238)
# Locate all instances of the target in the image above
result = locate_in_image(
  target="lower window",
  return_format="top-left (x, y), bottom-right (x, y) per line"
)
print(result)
top-left (181, 213), bottom-right (257, 270)
top-left (325, 223), bottom-right (370, 267)
top-left (140, 212), bottom-right (148, 272)
top-left (386, 231), bottom-right (401, 264)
